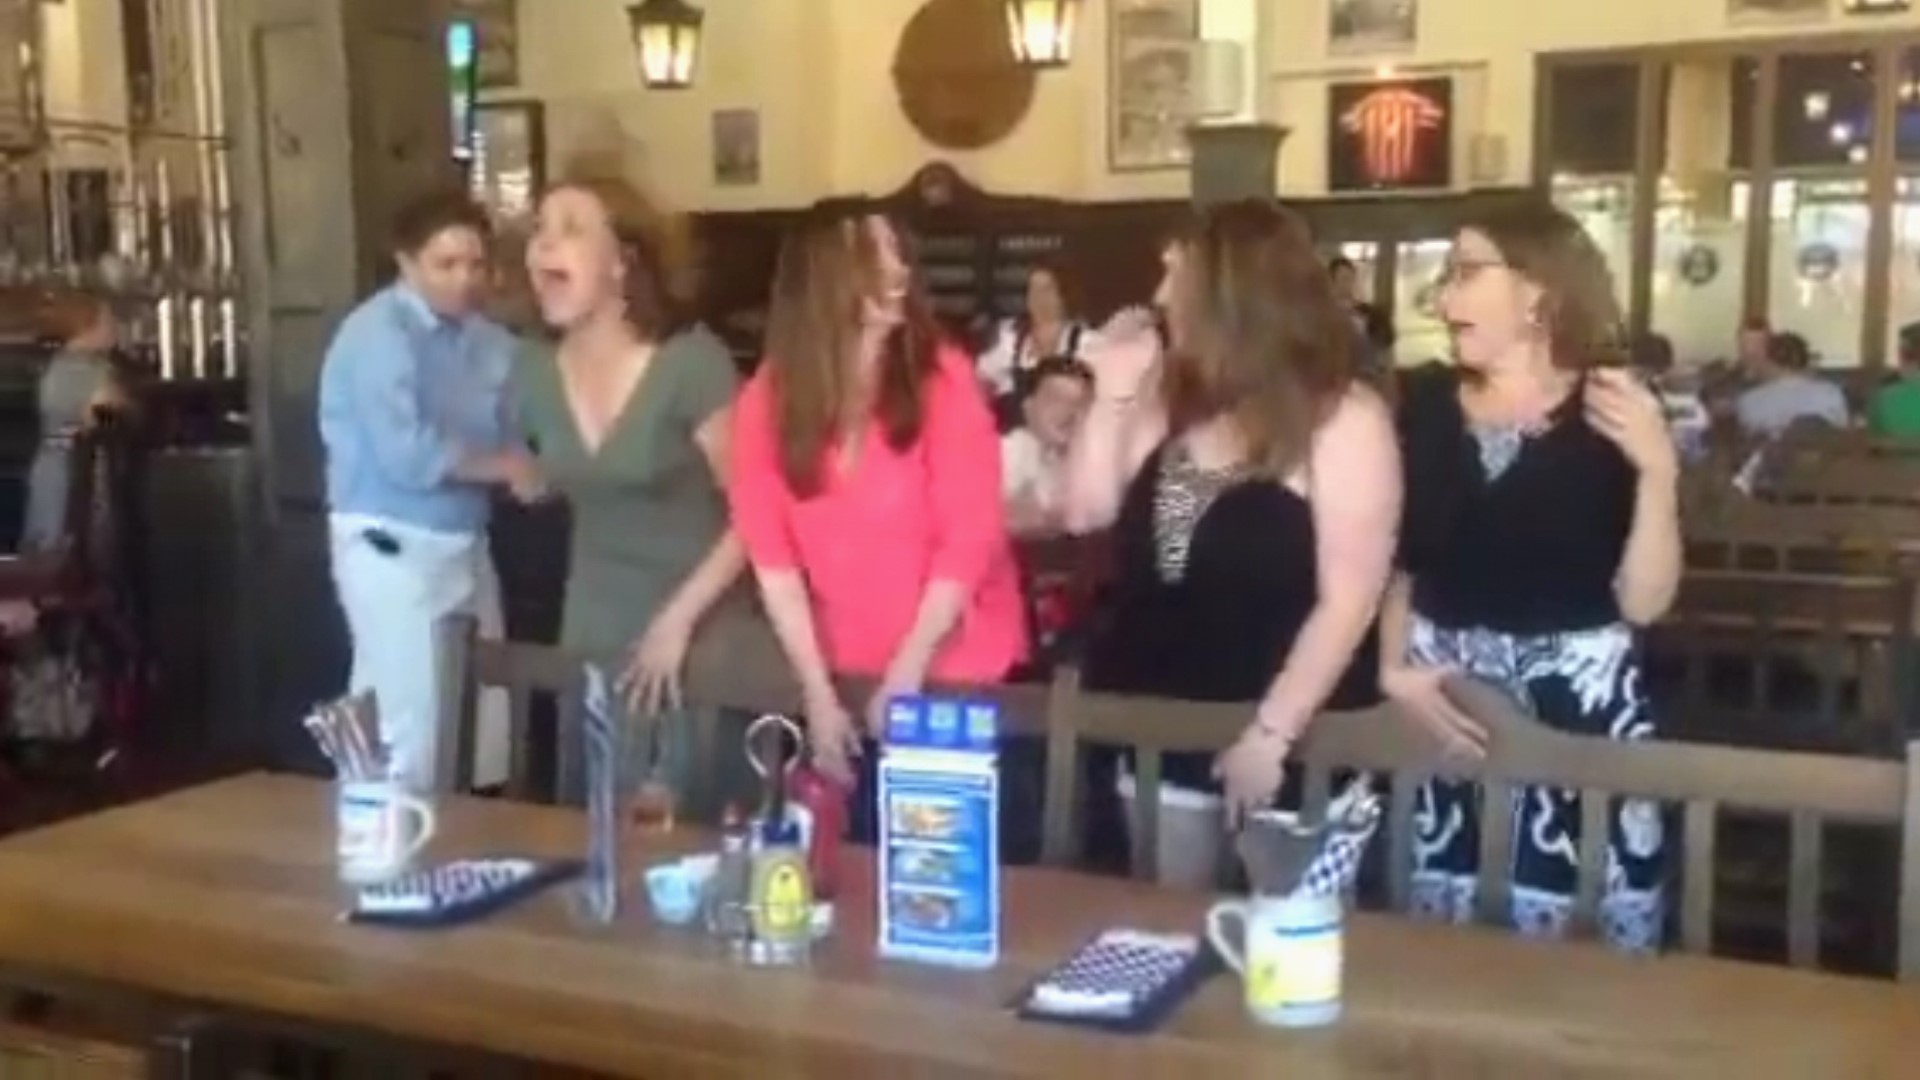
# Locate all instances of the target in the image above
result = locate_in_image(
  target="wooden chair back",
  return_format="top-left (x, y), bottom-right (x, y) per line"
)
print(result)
top-left (432, 615), bottom-right (586, 800)
top-left (1438, 678), bottom-right (1920, 979)
top-left (1685, 502), bottom-right (1920, 576)
top-left (1768, 454), bottom-right (1920, 507)
top-left (1645, 570), bottom-right (1919, 754)
top-left (434, 614), bottom-right (1052, 805)
top-left (1039, 670), bottom-right (1920, 978)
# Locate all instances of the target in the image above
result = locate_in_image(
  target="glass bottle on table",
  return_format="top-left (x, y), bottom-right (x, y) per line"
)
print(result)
top-left (626, 710), bottom-right (678, 834)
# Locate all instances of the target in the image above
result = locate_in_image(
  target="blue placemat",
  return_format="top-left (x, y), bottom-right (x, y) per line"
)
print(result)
top-left (345, 857), bottom-right (582, 929)
top-left (1012, 928), bottom-right (1221, 1034)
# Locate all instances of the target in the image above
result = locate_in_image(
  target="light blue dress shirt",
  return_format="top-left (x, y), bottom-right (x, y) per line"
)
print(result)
top-left (318, 283), bottom-right (516, 534)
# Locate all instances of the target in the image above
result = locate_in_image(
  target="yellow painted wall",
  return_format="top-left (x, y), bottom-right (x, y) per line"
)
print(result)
top-left (503, 0), bottom-right (1920, 210)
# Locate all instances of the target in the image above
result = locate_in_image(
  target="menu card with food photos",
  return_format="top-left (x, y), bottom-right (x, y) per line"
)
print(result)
top-left (877, 695), bottom-right (1000, 970)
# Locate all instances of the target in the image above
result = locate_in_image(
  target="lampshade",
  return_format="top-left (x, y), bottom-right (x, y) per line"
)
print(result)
top-left (1005, 0), bottom-right (1078, 68)
top-left (627, 0), bottom-right (704, 89)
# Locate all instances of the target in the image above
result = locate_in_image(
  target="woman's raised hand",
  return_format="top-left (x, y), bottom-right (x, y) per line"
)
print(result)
top-left (1085, 307), bottom-right (1162, 403)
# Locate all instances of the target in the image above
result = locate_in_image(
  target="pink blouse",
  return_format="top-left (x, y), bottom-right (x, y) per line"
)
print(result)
top-left (729, 344), bottom-right (1029, 682)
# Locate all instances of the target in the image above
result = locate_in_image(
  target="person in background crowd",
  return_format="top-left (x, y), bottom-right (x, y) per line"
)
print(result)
top-left (1384, 200), bottom-right (1681, 952)
top-left (1064, 201), bottom-right (1401, 889)
top-left (515, 172), bottom-right (749, 810)
top-left (728, 199), bottom-right (1029, 847)
top-left (319, 189), bottom-right (534, 792)
top-left (1630, 331), bottom-right (1674, 384)
top-left (1002, 355), bottom-right (1092, 536)
top-left (977, 262), bottom-right (1093, 424)
top-left (1735, 316), bottom-right (1771, 374)
top-left (1329, 255), bottom-right (1396, 377)
top-left (20, 291), bottom-right (129, 553)
top-left (1734, 330), bottom-right (1848, 438)
top-left (1867, 322), bottom-right (1920, 439)
top-left (1633, 331), bottom-right (1708, 461)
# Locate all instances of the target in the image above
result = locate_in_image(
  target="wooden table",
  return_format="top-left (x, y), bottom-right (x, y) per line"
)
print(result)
top-left (0, 774), bottom-right (1914, 1078)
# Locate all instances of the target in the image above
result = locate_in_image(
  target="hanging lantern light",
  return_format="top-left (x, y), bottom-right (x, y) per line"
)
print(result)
top-left (627, 0), bottom-right (705, 89)
top-left (1005, 0), bottom-right (1080, 68)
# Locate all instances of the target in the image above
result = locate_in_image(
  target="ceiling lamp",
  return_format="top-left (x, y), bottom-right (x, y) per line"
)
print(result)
top-left (1005, 0), bottom-right (1079, 68)
top-left (627, 0), bottom-right (704, 89)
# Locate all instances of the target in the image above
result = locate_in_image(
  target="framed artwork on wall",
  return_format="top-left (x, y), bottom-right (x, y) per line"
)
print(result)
top-left (1108, 0), bottom-right (1199, 172)
top-left (471, 101), bottom-right (544, 221)
top-left (1326, 77), bottom-right (1453, 193)
top-left (1329, 0), bottom-right (1417, 54)
top-left (1727, 0), bottom-right (1828, 19)
top-left (711, 109), bottom-right (761, 187)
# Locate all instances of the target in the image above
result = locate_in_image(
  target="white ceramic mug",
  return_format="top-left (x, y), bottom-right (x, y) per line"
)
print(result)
top-left (336, 780), bottom-right (437, 885)
top-left (1205, 891), bottom-right (1344, 1028)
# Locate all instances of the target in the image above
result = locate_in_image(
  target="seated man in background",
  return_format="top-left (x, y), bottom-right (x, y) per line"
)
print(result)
top-left (1001, 355), bottom-right (1092, 536)
top-left (1734, 331), bottom-right (1849, 439)
top-left (1868, 322), bottom-right (1920, 439)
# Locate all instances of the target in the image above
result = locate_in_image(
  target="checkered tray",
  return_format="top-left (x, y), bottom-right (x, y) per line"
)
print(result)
top-left (345, 857), bottom-right (582, 928)
top-left (1013, 928), bottom-right (1220, 1034)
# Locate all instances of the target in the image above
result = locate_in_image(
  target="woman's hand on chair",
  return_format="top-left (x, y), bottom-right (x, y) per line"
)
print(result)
top-left (805, 686), bottom-right (861, 786)
top-left (1382, 664), bottom-right (1489, 759)
top-left (619, 608), bottom-right (693, 716)
top-left (1214, 725), bottom-right (1291, 828)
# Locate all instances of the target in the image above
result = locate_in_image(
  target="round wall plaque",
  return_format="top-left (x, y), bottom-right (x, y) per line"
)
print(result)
top-left (892, 0), bottom-right (1036, 151)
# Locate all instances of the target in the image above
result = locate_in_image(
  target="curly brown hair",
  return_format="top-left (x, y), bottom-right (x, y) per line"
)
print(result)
top-left (1461, 198), bottom-right (1627, 371)
top-left (1160, 199), bottom-right (1359, 478)
top-left (541, 170), bottom-right (695, 341)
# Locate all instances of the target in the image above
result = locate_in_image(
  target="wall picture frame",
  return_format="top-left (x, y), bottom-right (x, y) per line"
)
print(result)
top-left (711, 109), bottom-right (761, 187)
top-left (1329, 0), bottom-right (1417, 55)
top-left (1108, 0), bottom-right (1200, 173)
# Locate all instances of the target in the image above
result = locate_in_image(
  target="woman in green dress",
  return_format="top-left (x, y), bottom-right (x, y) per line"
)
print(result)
top-left (517, 173), bottom-right (748, 809)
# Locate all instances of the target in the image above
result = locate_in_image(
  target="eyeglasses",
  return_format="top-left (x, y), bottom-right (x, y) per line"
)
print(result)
top-left (1436, 258), bottom-right (1508, 286)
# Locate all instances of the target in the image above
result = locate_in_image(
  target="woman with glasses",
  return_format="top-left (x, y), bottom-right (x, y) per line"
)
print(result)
top-left (1382, 200), bottom-right (1682, 951)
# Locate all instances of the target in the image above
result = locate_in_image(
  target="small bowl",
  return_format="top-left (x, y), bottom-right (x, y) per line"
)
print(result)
top-left (644, 862), bottom-right (703, 925)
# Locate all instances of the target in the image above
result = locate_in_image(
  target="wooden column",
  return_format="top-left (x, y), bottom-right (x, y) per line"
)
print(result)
top-left (218, 0), bottom-right (458, 764)
top-left (222, 0), bottom-right (457, 511)
top-left (1187, 123), bottom-right (1288, 207)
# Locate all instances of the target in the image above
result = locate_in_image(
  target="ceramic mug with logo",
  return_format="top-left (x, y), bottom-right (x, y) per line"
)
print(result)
top-left (336, 780), bottom-right (437, 885)
top-left (1205, 891), bottom-right (1344, 1028)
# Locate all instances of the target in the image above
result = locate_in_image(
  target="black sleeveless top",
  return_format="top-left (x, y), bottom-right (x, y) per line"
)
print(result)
top-left (1082, 442), bottom-right (1382, 784)
top-left (1396, 363), bottom-right (1637, 634)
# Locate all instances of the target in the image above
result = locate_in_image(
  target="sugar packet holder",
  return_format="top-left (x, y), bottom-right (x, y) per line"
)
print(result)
top-left (1010, 928), bottom-right (1221, 1035)
top-left (345, 857), bottom-right (583, 929)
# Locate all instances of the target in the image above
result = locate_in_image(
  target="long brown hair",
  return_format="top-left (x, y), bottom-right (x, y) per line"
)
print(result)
top-left (762, 199), bottom-right (940, 498)
top-left (1463, 199), bottom-right (1626, 370)
top-left (1161, 199), bottom-right (1357, 478)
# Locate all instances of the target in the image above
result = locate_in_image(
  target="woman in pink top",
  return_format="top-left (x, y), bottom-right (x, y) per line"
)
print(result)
top-left (730, 201), bottom-right (1028, 785)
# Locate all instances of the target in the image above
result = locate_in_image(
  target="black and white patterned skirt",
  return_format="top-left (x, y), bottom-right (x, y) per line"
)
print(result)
top-left (1405, 616), bottom-right (1667, 952)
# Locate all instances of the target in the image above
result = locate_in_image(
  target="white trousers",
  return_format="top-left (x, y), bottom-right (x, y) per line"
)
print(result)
top-left (327, 513), bottom-right (509, 791)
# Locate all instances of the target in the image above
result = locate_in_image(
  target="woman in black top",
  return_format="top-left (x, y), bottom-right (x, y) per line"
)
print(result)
top-left (1064, 201), bottom-right (1401, 889)
top-left (1383, 202), bottom-right (1682, 951)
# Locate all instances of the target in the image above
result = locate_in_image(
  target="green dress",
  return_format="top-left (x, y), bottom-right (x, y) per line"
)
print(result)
top-left (513, 326), bottom-right (746, 810)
